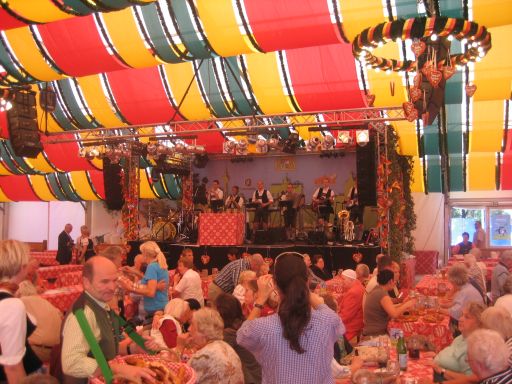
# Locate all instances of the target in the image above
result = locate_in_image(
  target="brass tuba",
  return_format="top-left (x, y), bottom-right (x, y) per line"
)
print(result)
top-left (338, 210), bottom-right (349, 219)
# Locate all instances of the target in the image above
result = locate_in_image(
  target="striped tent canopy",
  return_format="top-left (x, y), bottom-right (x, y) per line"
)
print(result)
top-left (0, 0), bottom-right (510, 201)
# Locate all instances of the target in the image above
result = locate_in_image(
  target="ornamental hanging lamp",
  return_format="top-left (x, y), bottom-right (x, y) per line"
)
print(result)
top-left (352, 16), bottom-right (491, 125)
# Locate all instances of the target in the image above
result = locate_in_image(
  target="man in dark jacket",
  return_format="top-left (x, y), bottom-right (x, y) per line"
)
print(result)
top-left (56, 224), bottom-right (73, 265)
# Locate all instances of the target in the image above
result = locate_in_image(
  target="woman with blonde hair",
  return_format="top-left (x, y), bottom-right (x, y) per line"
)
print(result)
top-left (233, 270), bottom-right (257, 304)
top-left (0, 240), bottom-right (42, 382)
top-left (122, 241), bottom-right (169, 321)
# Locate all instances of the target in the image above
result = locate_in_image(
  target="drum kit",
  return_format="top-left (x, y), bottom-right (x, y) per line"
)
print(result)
top-left (149, 208), bottom-right (198, 243)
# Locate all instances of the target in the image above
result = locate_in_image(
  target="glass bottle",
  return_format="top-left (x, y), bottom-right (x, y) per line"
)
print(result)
top-left (396, 330), bottom-right (408, 371)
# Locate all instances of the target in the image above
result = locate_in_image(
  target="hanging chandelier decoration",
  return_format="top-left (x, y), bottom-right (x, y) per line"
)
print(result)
top-left (352, 16), bottom-right (491, 125)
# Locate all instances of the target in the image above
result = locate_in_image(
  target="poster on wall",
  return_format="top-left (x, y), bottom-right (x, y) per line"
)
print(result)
top-left (491, 214), bottom-right (511, 246)
top-left (275, 157), bottom-right (296, 171)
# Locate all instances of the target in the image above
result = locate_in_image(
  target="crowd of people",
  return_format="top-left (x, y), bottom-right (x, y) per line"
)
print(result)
top-left (1, 237), bottom-right (512, 384)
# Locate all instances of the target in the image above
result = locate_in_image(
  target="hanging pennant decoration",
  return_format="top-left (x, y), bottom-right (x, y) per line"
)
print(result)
top-left (365, 93), bottom-right (376, 106)
top-left (465, 83), bottom-right (477, 97)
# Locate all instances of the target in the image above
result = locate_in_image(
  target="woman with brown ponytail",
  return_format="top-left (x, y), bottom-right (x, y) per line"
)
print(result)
top-left (237, 252), bottom-right (345, 384)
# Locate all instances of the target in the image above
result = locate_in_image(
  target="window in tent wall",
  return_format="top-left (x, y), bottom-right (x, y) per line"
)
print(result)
top-left (450, 207), bottom-right (485, 246)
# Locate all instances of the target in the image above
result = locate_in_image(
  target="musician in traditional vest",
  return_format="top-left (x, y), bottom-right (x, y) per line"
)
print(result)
top-left (251, 180), bottom-right (273, 235)
top-left (346, 177), bottom-right (362, 224)
top-left (280, 184), bottom-right (299, 240)
top-left (208, 179), bottom-right (224, 213)
top-left (312, 177), bottom-right (335, 228)
top-left (225, 185), bottom-right (244, 211)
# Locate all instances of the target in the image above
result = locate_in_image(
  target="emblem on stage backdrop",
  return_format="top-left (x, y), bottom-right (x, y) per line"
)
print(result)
top-left (200, 254), bottom-right (210, 265)
top-left (275, 157), bottom-right (296, 171)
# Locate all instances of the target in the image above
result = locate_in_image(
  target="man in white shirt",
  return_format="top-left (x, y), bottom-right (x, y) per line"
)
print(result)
top-left (473, 221), bottom-right (486, 249)
top-left (208, 180), bottom-right (224, 212)
top-left (251, 180), bottom-right (274, 235)
top-left (172, 257), bottom-right (204, 307)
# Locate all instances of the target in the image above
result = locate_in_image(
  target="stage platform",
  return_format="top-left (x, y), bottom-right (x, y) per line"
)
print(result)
top-left (127, 241), bottom-right (381, 273)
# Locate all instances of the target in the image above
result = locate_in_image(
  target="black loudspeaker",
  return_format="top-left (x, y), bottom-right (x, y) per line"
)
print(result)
top-left (7, 90), bottom-right (43, 158)
top-left (269, 228), bottom-right (286, 244)
top-left (103, 158), bottom-right (124, 210)
top-left (254, 230), bottom-right (270, 245)
top-left (308, 231), bottom-right (326, 245)
top-left (356, 131), bottom-right (377, 207)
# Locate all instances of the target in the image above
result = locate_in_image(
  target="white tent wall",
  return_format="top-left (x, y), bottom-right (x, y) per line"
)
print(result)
top-left (412, 192), bottom-right (445, 258)
top-left (5, 201), bottom-right (85, 249)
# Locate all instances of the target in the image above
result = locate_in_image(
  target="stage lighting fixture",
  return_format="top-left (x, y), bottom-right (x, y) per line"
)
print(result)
top-left (236, 138), bottom-right (249, 155)
top-left (223, 140), bottom-right (236, 154)
top-left (321, 135), bottom-right (335, 150)
top-left (356, 130), bottom-right (370, 146)
top-left (338, 131), bottom-right (352, 144)
top-left (282, 133), bottom-right (299, 154)
top-left (306, 137), bottom-right (321, 151)
top-left (255, 138), bottom-right (268, 153)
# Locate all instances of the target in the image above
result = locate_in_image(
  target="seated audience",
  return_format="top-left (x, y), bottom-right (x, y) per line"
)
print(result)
top-left (16, 281), bottom-right (63, 364)
top-left (172, 257), bottom-right (204, 307)
top-left (464, 253), bottom-right (487, 299)
top-left (0, 240), bottom-right (42, 382)
top-left (495, 275), bottom-right (512, 316)
top-left (466, 329), bottom-right (512, 383)
top-left (363, 270), bottom-right (416, 336)
top-left (186, 307), bottom-right (244, 383)
top-left (151, 298), bottom-right (191, 350)
top-left (237, 252), bottom-right (345, 383)
top-left (388, 261), bottom-right (401, 300)
top-left (491, 250), bottom-right (512, 304)
top-left (452, 232), bottom-right (474, 255)
top-left (480, 306), bottom-right (512, 366)
top-left (258, 261), bottom-right (270, 277)
top-left (309, 254), bottom-right (332, 281)
top-left (439, 264), bottom-right (484, 335)
top-left (340, 269), bottom-right (365, 342)
top-left (215, 293), bottom-right (262, 384)
top-left (365, 255), bottom-right (393, 295)
top-left (207, 253), bottom-right (264, 303)
top-left (355, 263), bottom-right (370, 287)
top-left (432, 302), bottom-right (485, 381)
top-left (226, 247), bottom-right (240, 263)
top-left (242, 280), bottom-right (276, 318)
top-left (303, 253), bottom-right (323, 290)
top-left (233, 270), bottom-right (257, 305)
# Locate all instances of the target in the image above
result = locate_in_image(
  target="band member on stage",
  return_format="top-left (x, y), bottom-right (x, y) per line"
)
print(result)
top-left (346, 177), bottom-right (362, 224)
top-left (252, 180), bottom-right (273, 234)
top-left (225, 185), bottom-right (244, 210)
top-left (312, 177), bottom-right (335, 228)
top-left (208, 179), bottom-right (224, 212)
top-left (280, 184), bottom-right (298, 240)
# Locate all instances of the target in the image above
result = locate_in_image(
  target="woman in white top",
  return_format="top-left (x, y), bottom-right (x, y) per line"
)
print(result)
top-left (150, 298), bottom-right (190, 350)
top-left (75, 225), bottom-right (95, 264)
top-left (172, 257), bottom-right (204, 307)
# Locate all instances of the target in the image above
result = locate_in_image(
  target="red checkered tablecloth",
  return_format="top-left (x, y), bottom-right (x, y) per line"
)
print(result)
top-left (401, 258), bottom-right (416, 289)
top-left (31, 251), bottom-right (58, 266)
top-left (41, 285), bottom-right (83, 313)
top-left (414, 250), bottom-right (439, 274)
top-left (415, 275), bottom-right (453, 296)
top-left (38, 265), bottom-right (83, 282)
top-left (198, 212), bottom-right (245, 245)
top-left (58, 271), bottom-right (83, 287)
top-left (389, 314), bottom-right (453, 352)
top-left (447, 258), bottom-right (499, 281)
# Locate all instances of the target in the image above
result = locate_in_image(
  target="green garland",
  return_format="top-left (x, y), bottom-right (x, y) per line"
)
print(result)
top-left (379, 127), bottom-right (417, 261)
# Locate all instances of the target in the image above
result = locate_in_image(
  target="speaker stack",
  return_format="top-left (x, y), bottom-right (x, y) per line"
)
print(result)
top-left (356, 131), bottom-right (377, 207)
top-left (6, 90), bottom-right (43, 158)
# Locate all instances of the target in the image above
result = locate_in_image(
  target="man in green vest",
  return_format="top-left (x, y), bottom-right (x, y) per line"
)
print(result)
top-left (61, 256), bottom-right (158, 383)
